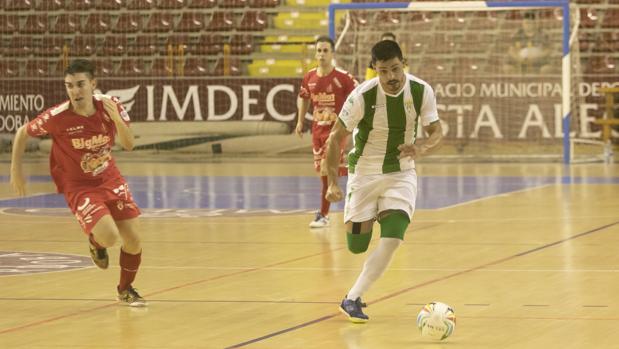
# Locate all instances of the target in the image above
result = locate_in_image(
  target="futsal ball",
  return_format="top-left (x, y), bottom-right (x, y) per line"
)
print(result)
top-left (416, 302), bottom-right (456, 340)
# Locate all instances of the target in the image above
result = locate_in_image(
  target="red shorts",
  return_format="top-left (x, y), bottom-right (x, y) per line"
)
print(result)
top-left (312, 122), bottom-right (348, 176)
top-left (64, 180), bottom-right (141, 235)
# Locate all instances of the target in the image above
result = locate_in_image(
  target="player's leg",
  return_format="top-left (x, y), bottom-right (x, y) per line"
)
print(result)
top-left (115, 217), bottom-right (146, 306)
top-left (310, 123), bottom-right (331, 228)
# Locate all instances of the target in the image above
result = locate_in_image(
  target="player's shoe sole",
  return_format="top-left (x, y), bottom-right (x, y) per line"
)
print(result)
top-left (339, 305), bottom-right (369, 323)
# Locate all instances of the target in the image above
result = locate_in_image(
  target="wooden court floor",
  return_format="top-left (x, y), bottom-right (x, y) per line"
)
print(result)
top-left (1, 159), bottom-right (619, 348)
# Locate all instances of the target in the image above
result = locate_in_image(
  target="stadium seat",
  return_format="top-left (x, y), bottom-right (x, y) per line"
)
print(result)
top-left (82, 13), bottom-right (112, 33)
top-left (188, 34), bottom-right (223, 55)
top-left (0, 15), bottom-right (19, 34)
top-left (93, 59), bottom-right (116, 76)
top-left (248, 0), bottom-right (279, 8)
top-left (102, 36), bottom-right (128, 56)
top-left (230, 34), bottom-right (253, 55)
top-left (247, 59), bottom-right (302, 77)
top-left (68, 0), bottom-right (95, 11)
top-left (162, 34), bottom-right (189, 54)
top-left (70, 36), bottom-right (97, 56)
top-left (181, 57), bottom-right (211, 76)
top-left (212, 57), bottom-right (242, 76)
top-left (144, 13), bottom-right (174, 33)
top-left (259, 35), bottom-right (314, 54)
top-left (129, 35), bottom-right (158, 56)
top-left (273, 12), bottom-right (327, 30)
top-left (237, 11), bottom-right (267, 31)
top-left (0, 60), bottom-right (20, 77)
top-left (602, 9), bottom-right (619, 28)
top-left (54, 59), bottom-right (67, 77)
top-left (219, 0), bottom-right (247, 8)
top-left (188, 0), bottom-right (216, 8)
top-left (36, 36), bottom-right (67, 56)
top-left (50, 14), bottom-right (81, 34)
top-left (112, 13), bottom-right (141, 33)
top-left (468, 12), bottom-right (498, 29)
top-left (6, 36), bottom-right (33, 56)
top-left (206, 12), bottom-right (234, 31)
top-left (579, 8), bottom-right (599, 28)
top-left (21, 15), bottom-right (47, 34)
top-left (118, 58), bottom-right (146, 76)
top-left (176, 12), bottom-right (205, 32)
top-left (127, 0), bottom-right (155, 10)
top-left (151, 58), bottom-right (175, 76)
top-left (96, 0), bottom-right (124, 10)
top-left (158, 0), bottom-right (186, 9)
top-left (5, 0), bottom-right (32, 11)
top-left (588, 56), bottom-right (617, 74)
top-left (24, 60), bottom-right (51, 77)
top-left (35, 0), bottom-right (64, 11)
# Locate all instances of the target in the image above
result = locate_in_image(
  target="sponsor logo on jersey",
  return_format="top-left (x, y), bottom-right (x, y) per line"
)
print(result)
top-left (71, 134), bottom-right (111, 150)
top-left (311, 92), bottom-right (335, 103)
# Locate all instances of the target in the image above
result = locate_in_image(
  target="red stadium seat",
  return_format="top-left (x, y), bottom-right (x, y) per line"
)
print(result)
top-left (127, 0), bottom-right (155, 10)
top-left (102, 36), bottom-right (128, 56)
top-left (21, 15), bottom-right (47, 34)
top-left (82, 13), bottom-right (112, 33)
top-left (151, 58), bottom-right (175, 76)
top-left (189, 34), bottom-right (223, 55)
top-left (144, 13), bottom-right (174, 33)
top-left (219, 0), bottom-right (247, 8)
top-left (181, 57), bottom-right (211, 76)
top-left (158, 0), bottom-right (186, 9)
top-left (35, 0), bottom-right (64, 11)
top-left (36, 37), bottom-right (67, 57)
top-left (6, 36), bottom-right (33, 56)
top-left (117, 58), bottom-right (146, 76)
top-left (93, 60), bottom-right (116, 76)
top-left (237, 11), bottom-right (267, 31)
top-left (25, 60), bottom-right (51, 77)
top-left (205, 12), bottom-right (234, 31)
top-left (112, 13), bottom-right (141, 33)
top-left (0, 60), bottom-right (20, 77)
top-left (0, 15), bottom-right (19, 34)
top-left (162, 34), bottom-right (189, 54)
top-left (68, 0), bottom-right (95, 11)
top-left (96, 0), bottom-right (124, 10)
top-left (230, 34), bottom-right (253, 54)
top-left (188, 0), bottom-right (216, 8)
top-left (176, 12), bottom-right (205, 32)
top-left (70, 36), bottom-right (97, 56)
top-left (212, 57), bottom-right (241, 76)
top-left (602, 9), bottom-right (619, 28)
top-left (248, 0), bottom-right (279, 8)
top-left (129, 35), bottom-right (158, 56)
top-left (5, 0), bottom-right (32, 11)
top-left (50, 14), bottom-right (81, 34)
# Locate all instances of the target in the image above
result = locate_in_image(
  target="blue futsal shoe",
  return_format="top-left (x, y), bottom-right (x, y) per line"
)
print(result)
top-left (339, 296), bottom-right (369, 323)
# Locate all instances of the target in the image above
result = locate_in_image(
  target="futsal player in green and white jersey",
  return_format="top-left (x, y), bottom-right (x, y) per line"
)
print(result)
top-left (325, 40), bottom-right (443, 323)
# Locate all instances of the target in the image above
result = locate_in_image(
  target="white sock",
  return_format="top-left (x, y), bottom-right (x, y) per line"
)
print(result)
top-left (347, 237), bottom-right (403, 300)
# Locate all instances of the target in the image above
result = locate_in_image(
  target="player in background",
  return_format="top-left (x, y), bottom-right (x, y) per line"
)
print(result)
top-left (10, 59), bottom-right (146, 306)
top-left (325, 40), bottom-right (443, 322)
top-left (295, 35), bottom-right (358, 228)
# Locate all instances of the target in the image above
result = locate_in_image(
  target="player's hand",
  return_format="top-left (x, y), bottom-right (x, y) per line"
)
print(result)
top-left (101, 97), bottom-right (121, 122)
top-left (295, 121), bottom-right (304, 138)
top-left (10, 168), bottom-right (26, 196)
top-left (326, 183), bottom-right (343, 202)
top-left (398, 143), bottom-right (425, 160)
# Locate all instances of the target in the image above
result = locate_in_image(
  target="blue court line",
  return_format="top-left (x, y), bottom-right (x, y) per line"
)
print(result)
top-left (0, 176), bottom-right (617, 210)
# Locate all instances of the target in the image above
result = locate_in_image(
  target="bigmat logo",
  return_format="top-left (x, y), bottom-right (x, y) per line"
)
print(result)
top-left (0, 251), bottom-right (93, 276)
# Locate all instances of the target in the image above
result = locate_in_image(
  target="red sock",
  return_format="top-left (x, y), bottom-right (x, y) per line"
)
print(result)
top-left (320, 176), bottom-right (330, 216)
top-left (118, 249), bottom-right (142, 292)
top-left (89, 234), bottom-right (104, 249)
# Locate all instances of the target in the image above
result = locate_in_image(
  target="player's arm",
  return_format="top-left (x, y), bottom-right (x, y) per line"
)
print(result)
top-left (398, 120), bottom-right (443, 160)
top-left (10, 125), bottom-right (32, 196)
top-left (295, 96), bottom-right (310, 138)
top-left (325, 120), bottom-right (351, 202)
top-left (101, 97), bottom-right (134, 151)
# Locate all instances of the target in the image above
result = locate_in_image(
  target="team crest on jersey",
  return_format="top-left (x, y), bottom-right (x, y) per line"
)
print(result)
top-left (404, 99), bottom-right (414, 115)
top-left (80, 147), bottom-right (112, 176)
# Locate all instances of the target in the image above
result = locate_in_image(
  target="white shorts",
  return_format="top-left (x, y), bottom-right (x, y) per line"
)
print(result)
top-left (343, 169), bottom-right (418, 223)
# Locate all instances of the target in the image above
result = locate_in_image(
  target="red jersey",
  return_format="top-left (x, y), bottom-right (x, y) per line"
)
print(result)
top-left (299, 67), bottom-right (357, 125)
top-left (26, 95), bottom-right (130, 194)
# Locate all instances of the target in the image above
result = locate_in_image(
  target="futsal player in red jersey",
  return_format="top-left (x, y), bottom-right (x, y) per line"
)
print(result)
top-left (296, 35), bottom-right (358, 228)
top-left (10, 59), bottom-right (146, 306)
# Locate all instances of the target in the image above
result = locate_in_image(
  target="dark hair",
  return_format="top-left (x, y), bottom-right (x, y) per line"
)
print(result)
top-left (315, 35), bottom-right (335, 50)
top-left (381, 32), bottom-right (396, 41)
top-left (371, 40), bottom-right (403, 64)
top-left (64, 59), bottom-right (95, 79)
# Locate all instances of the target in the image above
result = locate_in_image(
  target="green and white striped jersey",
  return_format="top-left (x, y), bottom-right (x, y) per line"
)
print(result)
top-left (338, 73), bottom-right (439, 175)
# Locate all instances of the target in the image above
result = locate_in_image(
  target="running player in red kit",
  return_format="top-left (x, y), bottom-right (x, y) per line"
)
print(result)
top-left (10, 59), bottom-right (146, 306)
top-left (296, 35), bottom-right (358, 228)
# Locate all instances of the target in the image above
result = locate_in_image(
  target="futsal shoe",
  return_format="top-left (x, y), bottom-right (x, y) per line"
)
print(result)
top-left (340, 296), bottom-right (369, 323)
top-left (309, 212), bottom-right (329, 228)
top-left (89, 243), bottom-right (109, 269)
top-left (118, 286), bottom-right (147, 307)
